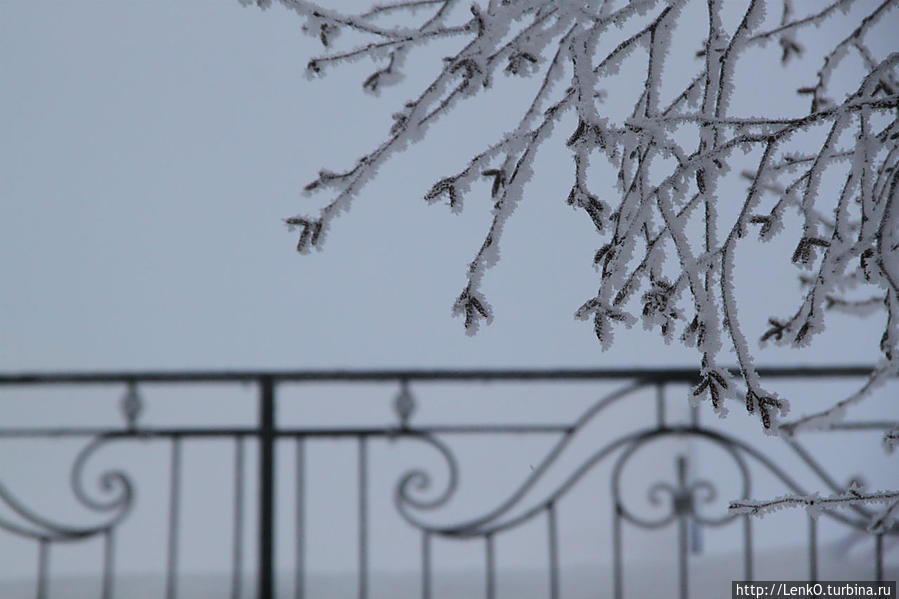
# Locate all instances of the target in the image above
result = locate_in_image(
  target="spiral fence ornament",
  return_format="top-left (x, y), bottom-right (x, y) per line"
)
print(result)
top-left (612, 436), bottom-right (750, 530)
top-left (70, 437), bottom-right (136, 519)
top-left (393, 431), bottom-right (460, 523)
top-left (389, 419), bottom-right (891, 543)
top-left (392, 382), bottom-right (650, 537)
top-left (391, 387), bottom-right (894, 542)
top-left (0, 436), bottom-right (134, 543)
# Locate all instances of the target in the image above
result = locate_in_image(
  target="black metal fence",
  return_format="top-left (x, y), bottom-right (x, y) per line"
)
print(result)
top-left (0, 367), bottom-right (895, 598)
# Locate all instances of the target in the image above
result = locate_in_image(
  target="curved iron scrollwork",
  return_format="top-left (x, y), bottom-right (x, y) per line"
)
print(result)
top-left (389, 380), bottom-right (895, 597)
top-left (391, 382), bottom-right (895, 539)
top-left (393, 382), bottom-right (651, 537)
top-left (612, 438), bottom-right (749, 530)
top-left (1, 381), bottom-right (141, 544)
top-left (394, 431), bottom-right (460, 517)
top-left (0, 435), bottom-right (134, 542)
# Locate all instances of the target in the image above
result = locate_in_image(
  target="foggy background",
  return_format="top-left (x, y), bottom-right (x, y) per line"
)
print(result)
top-left (1, 0), bottom-right (896, 593)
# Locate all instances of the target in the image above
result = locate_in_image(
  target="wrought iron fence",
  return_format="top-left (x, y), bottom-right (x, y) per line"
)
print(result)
top-left (0, 367), bottom-right (895, 599)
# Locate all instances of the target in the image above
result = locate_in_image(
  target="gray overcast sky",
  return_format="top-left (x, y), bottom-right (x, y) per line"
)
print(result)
top-left (2, 0), bottom-right (892, 373)
top-left (1, 0), bottom-right (606, 372)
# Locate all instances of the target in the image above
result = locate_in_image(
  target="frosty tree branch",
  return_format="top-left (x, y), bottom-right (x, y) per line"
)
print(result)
top-left (242, 0), bottom-right (898, 518)
top-left (729, 485), bottom-right (899, 534)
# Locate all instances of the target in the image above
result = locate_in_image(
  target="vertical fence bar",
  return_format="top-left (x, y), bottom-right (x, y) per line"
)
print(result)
top-left (231, 437), bottom-right (245, 599)
top-left (102, 530), bottom-right (115, 599)
top-left (808, 515), bottom-right (818, 582)
top-left (166, 437), bottom-right (182, 599)
top-left (295, 438), bottom-right (306, 599)
top-left (421, 532), bottom-right (432, 599)
top-left (687, 403), bottom-right (704, 557)
top-left (875, 533), bottom-right (883, 582)
top-left (36, 539), bottom-right (48, 599)
top-left (358, 437), bottom-right (369, 599)
top-left (613, 504), bottom-right (622, 599)
top-left (678, 512), bottom-right (688, 599)
top-left (258, 377), bottom-right (276, 599)
top-left (743, 515), bottom-right (753, 581)
top-left (547, 503), bottom-right (559, 599)
top-left (485, 533), bottom-right (495, 599)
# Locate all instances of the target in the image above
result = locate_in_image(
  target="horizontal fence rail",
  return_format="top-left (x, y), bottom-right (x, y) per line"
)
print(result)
top-left (0, 367), bottom-right (896, 599)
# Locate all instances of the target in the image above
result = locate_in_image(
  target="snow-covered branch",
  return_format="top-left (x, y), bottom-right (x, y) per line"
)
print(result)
top-left (729, 486), bottom-right (899, 534)
top-left (246, 0), bottom-right (899, 437)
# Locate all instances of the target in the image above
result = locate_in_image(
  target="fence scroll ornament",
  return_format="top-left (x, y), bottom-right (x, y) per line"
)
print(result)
top-left (0, 438), bottom-right (134, 542)
top-left (0, 383), bottom-right (146, 544)
top-left (389, 382), bottom-right (887, 538)
top-left (0, 369), bottom-right (895, 598)
top-left (387, 379), bottom-right (895, 594)
top-left (0, 434), bottom-right (135, 599)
